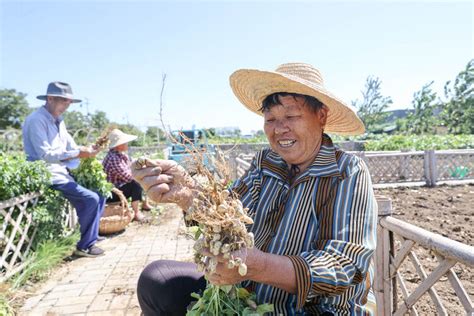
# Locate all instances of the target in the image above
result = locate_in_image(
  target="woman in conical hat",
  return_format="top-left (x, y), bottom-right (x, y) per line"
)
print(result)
top-left (102, 129), bottom-right (153, 223)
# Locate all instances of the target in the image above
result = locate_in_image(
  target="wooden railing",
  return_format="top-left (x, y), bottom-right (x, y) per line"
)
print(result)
top-left (375, 197), bottom-right (473, 315)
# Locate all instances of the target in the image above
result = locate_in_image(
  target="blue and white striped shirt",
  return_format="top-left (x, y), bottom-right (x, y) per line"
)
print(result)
top-left (231, 134), bottom-right (377, 315)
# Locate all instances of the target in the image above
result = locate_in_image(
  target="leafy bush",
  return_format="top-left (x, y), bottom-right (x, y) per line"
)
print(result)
top-left (70, 158), bottom-right (113, 198)
top-left (0, 153), bottom-right (70, 248)
top-left (0, 153), bottom-right (50, 200)
top-left (364, 134), bottom-right (474, 151)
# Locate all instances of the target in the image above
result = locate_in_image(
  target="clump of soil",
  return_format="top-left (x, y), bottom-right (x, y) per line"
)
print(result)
top-left (374, 184), bottom-right (473, 315)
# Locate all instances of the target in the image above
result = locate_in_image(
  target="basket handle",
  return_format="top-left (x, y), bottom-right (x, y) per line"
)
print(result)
top-left (111, 187), bottom-right (133, 219)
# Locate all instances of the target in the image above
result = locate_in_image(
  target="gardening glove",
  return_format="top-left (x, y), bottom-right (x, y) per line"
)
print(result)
top-left (132, 158), bottom-right (196, 210)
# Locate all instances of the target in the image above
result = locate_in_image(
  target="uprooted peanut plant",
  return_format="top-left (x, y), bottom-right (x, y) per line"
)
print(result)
top-left (137, 129), bottom-right (273, 315)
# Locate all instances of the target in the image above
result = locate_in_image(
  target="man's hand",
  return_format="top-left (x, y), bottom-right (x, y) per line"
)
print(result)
top-left (132, 158), bottom-right (196, 209)
top-left (77, 146), bottom-right (100, 158)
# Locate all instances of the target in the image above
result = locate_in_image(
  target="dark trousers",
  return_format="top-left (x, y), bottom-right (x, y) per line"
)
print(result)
top-left (108, 180), bottom-right (143, 203)
top-left (52, 181), bottom-right (105, 250)
top-left (137, 260), bottom-right (206, 316)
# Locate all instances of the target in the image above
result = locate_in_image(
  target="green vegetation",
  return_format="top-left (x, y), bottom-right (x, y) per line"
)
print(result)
top-left (0, 153), bottom-right (70, 246)
top-left (0, 293), bottom-right (15, 316)
top-left (398, 81), bottom-right (439, 134)
top-left (0, 152), bottom-right (76, 275)
top-left (0, 153), bottom-right (81, 315)
top-left (0, 89), bottom-right (31, 130)
top-left (352, 76), bottom-right (392, 132)
top-left (0, 153), bottom-right (50, 200)
top-left (364, 134), bottom-right (474, 151)
top-left (11, 232), bottom-right (79, 289)
top-left (187, 285), bottom-right (273, 316)
top-left (70, 158), bottom-right (113, 198)
top-left (441, 59), bottom-right (474, 134)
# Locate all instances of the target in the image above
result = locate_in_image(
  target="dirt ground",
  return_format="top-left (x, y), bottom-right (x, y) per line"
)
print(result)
top-left (374, 184), bottom-right (473, 315)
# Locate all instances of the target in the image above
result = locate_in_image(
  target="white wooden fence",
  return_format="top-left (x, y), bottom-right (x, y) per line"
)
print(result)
top-left (375, 197), bottom-right (473, 315)
top-left (0, 194), bottom-right (76, 283)
top-left (235, 149), bottom-right (474, 186)
top-left (0, 193), bottom-right (40, 282)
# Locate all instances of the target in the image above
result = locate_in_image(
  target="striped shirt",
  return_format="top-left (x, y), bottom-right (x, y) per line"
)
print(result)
top-left (231, 134), bottom-right (377, 315)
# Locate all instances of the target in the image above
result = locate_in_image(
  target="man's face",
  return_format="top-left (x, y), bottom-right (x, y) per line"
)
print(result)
top-left (47, 96), bottom-right (72, 117)
top-left (263, 95), bottom-right (328, 172)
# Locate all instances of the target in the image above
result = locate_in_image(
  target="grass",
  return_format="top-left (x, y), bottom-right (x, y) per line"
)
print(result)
top-left (0, 290), bottom-right (15, 316)
top-left (11, 232), bottom-right (79, 289)
top-left (0, 231), bottom-right (80, 315)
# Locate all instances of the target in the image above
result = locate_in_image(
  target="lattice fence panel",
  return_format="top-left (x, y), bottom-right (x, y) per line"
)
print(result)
top-left (436, 151), bottom-right (474, 181)
top-left (0, 193), bottom-right (40, 282)
top-left (383, 222), bottom-right (474, 315)
top-left (360, 153), bottom-right (426, 184)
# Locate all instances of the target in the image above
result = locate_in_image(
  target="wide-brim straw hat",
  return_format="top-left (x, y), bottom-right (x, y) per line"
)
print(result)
top-left (108, 129), bottom-right (137, 148)
top-left (229, 63), bottom-right (365, 135)
top-left (37, 81), bottom-right (82, 103)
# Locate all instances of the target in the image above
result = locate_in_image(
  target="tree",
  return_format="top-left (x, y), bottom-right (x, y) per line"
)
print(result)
top-left (0, 89), bottom-right (31, 129)
top-left (117, 123), bottom-right (144, 146)
top-left (63, 110), bottom-right (88, 131)
top-left (89, 110), bottom-right (110, 131)
top-left (352, 76), bottom-right (393, 133)
top-left (145, 126), bottom-right (166, 144)
top-left (402, 81), bottom-right (439, 134)
top-left (441, 59), bottom-right (474, 134)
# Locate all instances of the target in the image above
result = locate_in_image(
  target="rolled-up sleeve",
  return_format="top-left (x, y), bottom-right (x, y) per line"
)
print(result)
top-left (291, 157), bottom-right (377, 308)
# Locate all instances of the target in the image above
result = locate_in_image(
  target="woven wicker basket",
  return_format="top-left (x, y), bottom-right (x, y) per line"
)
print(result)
top-left (99, 188), bottom-right (133, 235)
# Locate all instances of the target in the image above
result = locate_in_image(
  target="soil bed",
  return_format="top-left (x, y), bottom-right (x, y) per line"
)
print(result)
top-left (374, 184), bottom-right (473, 315)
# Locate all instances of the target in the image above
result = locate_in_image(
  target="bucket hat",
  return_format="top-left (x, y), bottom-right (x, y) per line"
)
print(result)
top-left (37, 81), bottom-right (82, 103)
top-left (229, 63), bottom-right (365, 135)
top-left (108, 129), bottom-right (138, 149)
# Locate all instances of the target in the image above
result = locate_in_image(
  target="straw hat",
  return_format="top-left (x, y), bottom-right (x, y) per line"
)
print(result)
top-left (229, 63), bottom-right (365, 135)
top-left (37, 81), bottom-right (82, 103)
top-left (108, 129), bottom-right (137, 149)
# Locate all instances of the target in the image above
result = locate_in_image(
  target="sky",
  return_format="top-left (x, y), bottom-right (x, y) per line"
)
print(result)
top-left (1, 0), bottom-right (472, 134)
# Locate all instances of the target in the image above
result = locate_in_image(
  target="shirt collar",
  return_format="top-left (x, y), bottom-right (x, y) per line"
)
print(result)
top-left (40, 105), bottom-right (64, 124)
top-left (261, 134), bottom-right (343, 181)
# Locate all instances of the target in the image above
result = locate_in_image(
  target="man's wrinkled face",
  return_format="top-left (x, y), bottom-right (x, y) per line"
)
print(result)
top-left (263, 95), bottom-right (327, 172)
top-left (47, 96), bottom-right (72, 117)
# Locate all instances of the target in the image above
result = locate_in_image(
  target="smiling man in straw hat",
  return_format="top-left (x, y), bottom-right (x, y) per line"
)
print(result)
top-left (102, 129), bottom-right (152, 223)
top-left (132, 63), bottom-right (377, 315)
top-left (23, 82), bottom-right (106, 258)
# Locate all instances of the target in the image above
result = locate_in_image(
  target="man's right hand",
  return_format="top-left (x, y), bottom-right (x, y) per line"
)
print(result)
top-left (131, 158), bottom-right (196, 210)
top-left (77, 146), bottom-right (100, 158)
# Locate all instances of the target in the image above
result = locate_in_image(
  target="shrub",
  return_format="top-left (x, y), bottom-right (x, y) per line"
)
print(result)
top-left (0, 153), bottom-right (70, 250)
top-left (363, 134), bottom-right (474, 151)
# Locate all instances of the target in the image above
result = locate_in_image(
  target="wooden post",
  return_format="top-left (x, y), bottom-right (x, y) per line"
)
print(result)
top-left (429, 150), bottom-right (438, 186)
top-left (399, 150), bottom-right (409, 181)
top-left (375, 196), bottom-right (393, 316)
top-left (424, 150), bottom-right (437, 187)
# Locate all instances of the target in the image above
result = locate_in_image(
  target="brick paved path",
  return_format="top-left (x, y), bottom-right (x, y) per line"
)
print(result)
top-left (19, 205), bottom-right (194, 315)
